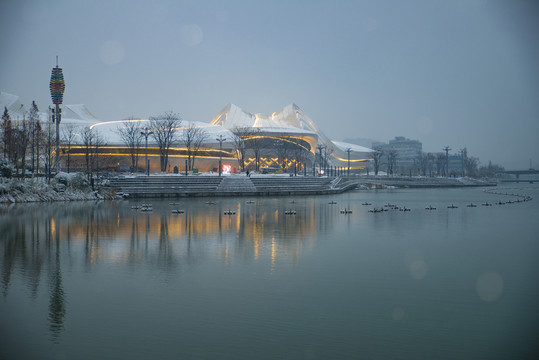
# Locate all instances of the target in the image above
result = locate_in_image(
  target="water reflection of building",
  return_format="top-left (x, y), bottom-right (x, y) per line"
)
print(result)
top-left (0, 207), bottom-right (67, 343)
top-left (0, 200), bottom-right (346, 343)
top-left (1, 200), bottom-right (338, 279)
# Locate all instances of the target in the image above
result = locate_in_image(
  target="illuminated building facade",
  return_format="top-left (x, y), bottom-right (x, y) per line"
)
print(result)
top-left (211, 104), bottom-right (373, 171)
top-left (1, 92), bottom-right (372, 173)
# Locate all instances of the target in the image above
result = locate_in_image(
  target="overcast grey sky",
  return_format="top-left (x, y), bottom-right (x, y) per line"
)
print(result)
top-left (1, 0), bottom-right (538, 169)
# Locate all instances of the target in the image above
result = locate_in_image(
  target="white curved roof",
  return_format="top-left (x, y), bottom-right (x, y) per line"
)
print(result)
top-left (88, 119), bottom-right (236, 146)
top-left (210, 103), bottom-right (373, 164)
top-left (332, 140), bottom-right (373, 153)
top-left (0, 92), bottom-right (29, 120)
top-left (211, 103), bottom-right (316, 136)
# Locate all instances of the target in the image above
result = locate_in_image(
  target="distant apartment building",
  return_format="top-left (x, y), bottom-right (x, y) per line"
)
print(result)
top-left (372, 136), bottom-right (422, 171)
top-left (448, 154), bottom-right (465, 175)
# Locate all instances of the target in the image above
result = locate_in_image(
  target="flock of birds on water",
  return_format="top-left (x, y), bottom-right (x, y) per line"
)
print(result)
top-left (129, 188), bottom-right (532, 217)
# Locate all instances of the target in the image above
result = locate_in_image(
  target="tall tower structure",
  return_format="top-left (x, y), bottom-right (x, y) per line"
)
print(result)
top-left (49, 57), bottom-right (65, 172)
top-left (443, 146), bottom-right (451, 177)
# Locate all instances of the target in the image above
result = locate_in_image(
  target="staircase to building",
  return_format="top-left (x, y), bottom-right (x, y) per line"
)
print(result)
top-left (216, 176), bottom-right (257, 193)
top-left (249, 176), bottom-right (336, 194)
top-left (107, 175), bottom-right (355, 198)
top-left (108, 175), bottom-right (224, 198)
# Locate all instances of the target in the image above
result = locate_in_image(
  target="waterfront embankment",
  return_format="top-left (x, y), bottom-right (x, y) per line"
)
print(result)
top-left (1, 173), bottom-right (497, 203)
top-left (0, 174), bottom-right (115, 204)
top-left (353, 175), bottom-right (496, 188)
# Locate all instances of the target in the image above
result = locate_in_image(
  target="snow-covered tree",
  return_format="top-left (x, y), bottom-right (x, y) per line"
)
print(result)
top-left (149, 112), bottom-right (182, 172)
top-left (180, 122), bottom-right (207, 171)
top-left (116, 118), bottom-right (143, 172)
top-left (1, 107), bottom-right (12, 162)
top-left (62, 124), bottom-right (78, 173)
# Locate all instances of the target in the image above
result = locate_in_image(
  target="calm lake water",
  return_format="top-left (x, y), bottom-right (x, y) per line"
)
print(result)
top-left (1, 184), bottom-right (538, 360)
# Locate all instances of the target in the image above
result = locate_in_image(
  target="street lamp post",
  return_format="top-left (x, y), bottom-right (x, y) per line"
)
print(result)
top-left (323, 147), bottom-right (327, 176)
top-left (141, 128), bottom-right (153, 176)
top-left (317, 144), bottom-right (324, 176)
top-left (216, 134), bottom-right (226, 176)
top-left (346, 148), bottom-right (352, 176)
top-left (460, 148), bottom-right (467, 177)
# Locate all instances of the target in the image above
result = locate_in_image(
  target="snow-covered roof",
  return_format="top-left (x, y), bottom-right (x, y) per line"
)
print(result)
top-left (88, 119), bottom-right (237, 146)
top-left (211, 103), bottom-right (316, 135)
top-left (210, 103), bottom-right (374, 163)
top-left (1, 91), bottom-right (98, 126)
top-left (63, 104), bottom-right (99, 123)
top-left (332, 140), bottom-right (373, 153)
top-left (0, 91), bottom-right (25, 119)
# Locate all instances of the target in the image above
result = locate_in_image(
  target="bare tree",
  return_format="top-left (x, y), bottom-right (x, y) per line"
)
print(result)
top-left (150, 112), bottom-right (182, 172)
top-left (436, 152), bottom-right (446, 176)
top-left (370, 147), bottom-right (384, 175)
top-left (325, 146), bottom-right (334, 174)
top-left (426, 152), bottom-right (435, 177)
top-left (231, 127), bottom-right (254, 172)
top-left (93, 130), bottom-right (106, 180)
top-left (61, 124), bottom-right (78, 173)
top-left (1, 107), bottom-right (12, 161)
top-left (34, 120), bottom-right (44, 175)
top-left (80, 127), bottom-right (95, 181)
top-left (291, 138), bottom-right (309, 173)
top-left (386, 149), bottom-right (398, 176)
top-left (13, 113), bottom-right (31, 176)
top-left (478, 161), bottom-right (504, 178)
top-left (117, 119), bottom-right (143, 172)
top-left (463, 156), bottom-right (479, 178)
top-left (45, 107), bottom-right (56, 181)
top-left (28, 101), bottom-right (40, 175)
top-left (80, 126), bottom-right (106, 184)
top-left (275, 139), bottom-right (290, 170)
top-left (416, 151), bottom-right (428, 176)
top-left (245, 128), bottom-right (263, 171)
top-left (180, 122), bottom-right (208, 171)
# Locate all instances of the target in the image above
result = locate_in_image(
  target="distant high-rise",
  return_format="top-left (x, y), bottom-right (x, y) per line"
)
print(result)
top-left (372, 136), bottom-right (422, 170)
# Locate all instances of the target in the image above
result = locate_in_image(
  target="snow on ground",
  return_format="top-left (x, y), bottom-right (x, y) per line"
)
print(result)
top-left (0, 173), bottom-right (114, 203)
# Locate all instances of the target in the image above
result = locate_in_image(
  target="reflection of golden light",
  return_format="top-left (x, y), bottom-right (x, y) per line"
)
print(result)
top-left (32, 201), bottom-right (324, 267)
top-left (253, 223), bottom-right (260, 260)
top-left (224, 241), bottom-right (229, 265)
top-left (51, 218), bottom-right (56, 236)
top-left (271, 236), bottom-right (276, 266)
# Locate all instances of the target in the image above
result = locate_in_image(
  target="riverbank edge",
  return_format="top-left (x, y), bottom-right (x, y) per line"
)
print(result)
top-left (0, 175), bottom-right (497, 203)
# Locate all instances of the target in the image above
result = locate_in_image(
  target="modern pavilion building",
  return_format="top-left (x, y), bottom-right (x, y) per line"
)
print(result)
top-left (211, 103), bottom-right (373, 173)
top-left (1, 92), bottom-right (372, 174)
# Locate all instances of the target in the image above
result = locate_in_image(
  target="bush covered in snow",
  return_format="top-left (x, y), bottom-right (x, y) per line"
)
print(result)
top-left (0, 172), bottom-right (115, 203)
top-left (54, 172), bottom-right (90, 190)
top-left (0, 160), bottom-right (14, 178)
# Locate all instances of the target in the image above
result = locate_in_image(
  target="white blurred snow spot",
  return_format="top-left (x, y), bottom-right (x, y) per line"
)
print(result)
top-left (476, 272), bottom-right (503, 302)
top-left (100, 40), bottom-right (125, 65)
top-left (392, 307), bottom-right (405, 321)
top-left (409, 260), bottom-right (428, 280)
top-left (405, 249), bottom-right (428, 280)
top-left (179, 24), bottom-right (203, 46)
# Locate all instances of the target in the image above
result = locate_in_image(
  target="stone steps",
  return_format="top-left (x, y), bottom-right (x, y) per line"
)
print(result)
top-left (216, 176), bottom-right (257, 192)
top-left (106, 175), bottom-right (353, 197)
